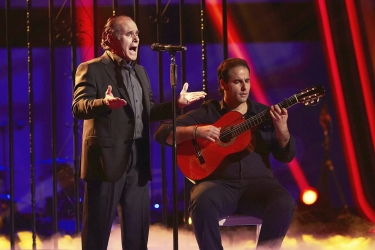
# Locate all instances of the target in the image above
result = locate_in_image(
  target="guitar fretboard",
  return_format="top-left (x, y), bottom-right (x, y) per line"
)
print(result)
top-left (220, 95), bottom-right (298, 140)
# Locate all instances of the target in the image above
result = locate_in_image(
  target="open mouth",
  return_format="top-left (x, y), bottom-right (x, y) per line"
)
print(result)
top-left (129, 46), bottom-right (137, 53)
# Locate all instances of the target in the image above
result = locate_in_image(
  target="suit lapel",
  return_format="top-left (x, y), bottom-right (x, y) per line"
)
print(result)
top-left (101, 52), bottom-right (132, 108)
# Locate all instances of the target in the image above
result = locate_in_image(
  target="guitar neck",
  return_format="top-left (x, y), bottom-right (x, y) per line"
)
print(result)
top-left (231, 95), bottom-right (299, 137)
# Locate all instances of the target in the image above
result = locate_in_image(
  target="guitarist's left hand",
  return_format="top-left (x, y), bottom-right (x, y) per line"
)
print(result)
top-left (270, 105), bottom-right (290, 147)
top-left (270, 105), bottom-right (288, 127)
top-left (177, 82), bottom-right (207, 108)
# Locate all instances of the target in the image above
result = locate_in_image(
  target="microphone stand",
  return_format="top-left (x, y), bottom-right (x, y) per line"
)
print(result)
top-left (168, 51), bottom-right (179, 250)
top-left (318, 104), bottom-right (348, 213)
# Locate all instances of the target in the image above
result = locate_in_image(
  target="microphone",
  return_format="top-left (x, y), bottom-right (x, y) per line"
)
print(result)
top-left (151, 43), bottom-right (187, 52)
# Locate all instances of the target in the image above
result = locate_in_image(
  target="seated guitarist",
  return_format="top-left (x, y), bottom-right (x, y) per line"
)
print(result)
top-left (154, 58), bottom-right (297, 250)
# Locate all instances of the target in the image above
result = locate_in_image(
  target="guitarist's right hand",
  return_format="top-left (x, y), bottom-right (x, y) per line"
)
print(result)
top-left (197, 125), bottom-right (221, 142)
top-left (167, 124), bottom-right (221, 145)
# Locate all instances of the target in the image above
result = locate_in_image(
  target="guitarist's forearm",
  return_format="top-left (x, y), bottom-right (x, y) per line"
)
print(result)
top-left (276, 126), bottom-right (290, 148)
top-left (166, 126), bottom-right (196, 145)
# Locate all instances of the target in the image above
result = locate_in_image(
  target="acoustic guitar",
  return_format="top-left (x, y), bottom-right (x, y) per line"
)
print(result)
top-left (176, 85), bottom-right (325, 182)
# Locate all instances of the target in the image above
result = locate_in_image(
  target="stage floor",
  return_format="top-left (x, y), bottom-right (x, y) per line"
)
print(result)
top-left (0, 210), bottom-right (374, 249)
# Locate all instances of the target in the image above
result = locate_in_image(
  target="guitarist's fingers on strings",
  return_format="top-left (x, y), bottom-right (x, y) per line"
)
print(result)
top-left (270, 105), bottom-right (288, 121)
top-left (196, 125), bottom-right (221, 142)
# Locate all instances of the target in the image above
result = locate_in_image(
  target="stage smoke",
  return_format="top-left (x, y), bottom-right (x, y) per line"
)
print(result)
top-left (0, 213), bottom-right (374, 249)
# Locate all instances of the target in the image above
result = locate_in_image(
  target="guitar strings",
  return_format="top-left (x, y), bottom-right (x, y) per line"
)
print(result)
top-left (218, 97), bottom-right (295, 140)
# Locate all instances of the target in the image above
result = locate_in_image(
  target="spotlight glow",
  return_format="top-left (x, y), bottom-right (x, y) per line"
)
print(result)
top-left (301, 188), bottom-right (318, 205)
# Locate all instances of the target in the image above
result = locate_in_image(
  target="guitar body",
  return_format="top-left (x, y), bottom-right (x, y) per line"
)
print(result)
top-left (177, 111), bottom-right (252, 181)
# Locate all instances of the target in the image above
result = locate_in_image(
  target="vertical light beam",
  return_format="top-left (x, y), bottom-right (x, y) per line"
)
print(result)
top-left (316, 0), bottom-right (375, 222)
top-left (345, 0), bottom-right (375, 151)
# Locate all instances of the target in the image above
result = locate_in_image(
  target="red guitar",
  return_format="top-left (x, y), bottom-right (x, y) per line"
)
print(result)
top-left (176, 85), bottom-right (325, 182)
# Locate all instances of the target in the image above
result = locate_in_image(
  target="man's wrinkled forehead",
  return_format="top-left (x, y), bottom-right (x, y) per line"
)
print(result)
top-left (117, 18), bottom-right (138, 33)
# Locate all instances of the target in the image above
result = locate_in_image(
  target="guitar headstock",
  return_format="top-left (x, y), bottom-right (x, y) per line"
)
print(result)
top-left (296, 85), bottom-right (325, 106)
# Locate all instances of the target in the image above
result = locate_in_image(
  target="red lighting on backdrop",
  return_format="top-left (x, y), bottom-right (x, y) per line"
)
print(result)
top-left (76, 0), bottom-right (94, 61)
top-left (316, 0), bottom-right (375, 222)
top-left (345, 0), bottom-right (375, 151)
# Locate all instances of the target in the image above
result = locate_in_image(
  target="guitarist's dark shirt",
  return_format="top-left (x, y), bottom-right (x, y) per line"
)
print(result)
top-left (155, 99), bottom-right (296, 180)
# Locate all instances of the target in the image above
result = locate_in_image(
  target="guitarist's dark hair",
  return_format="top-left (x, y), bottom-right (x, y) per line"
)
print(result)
top-left (217, 58), bottom-right (250, 95)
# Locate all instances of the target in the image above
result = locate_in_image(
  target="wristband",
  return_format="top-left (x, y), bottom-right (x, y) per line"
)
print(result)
top-left (193, 125), bottom-right (198, 139)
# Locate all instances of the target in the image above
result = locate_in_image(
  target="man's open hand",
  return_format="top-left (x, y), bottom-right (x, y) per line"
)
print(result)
top-left (103, 85), bottom-right (127, 109)
top-left (177, 82), bottom-right (206, 108)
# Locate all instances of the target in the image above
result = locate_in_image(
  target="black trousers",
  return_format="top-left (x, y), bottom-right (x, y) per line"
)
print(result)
top-left (189, 178), bottom-right (295, 250)
top-left (81, 142), bottom-right (150, 250)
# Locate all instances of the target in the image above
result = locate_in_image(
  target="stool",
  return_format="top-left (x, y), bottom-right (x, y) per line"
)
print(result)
top-left (219, 214), bottom-right (262, 244)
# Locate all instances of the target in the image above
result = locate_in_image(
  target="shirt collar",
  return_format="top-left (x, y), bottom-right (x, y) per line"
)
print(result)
top-left (106, 50), bottom-right (136, 69)
top-left (219, 99), bottom-right (254, 115)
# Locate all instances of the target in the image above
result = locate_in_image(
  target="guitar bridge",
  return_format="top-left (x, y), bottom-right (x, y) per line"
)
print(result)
top-left (191, 139), bottom-right (205, 165)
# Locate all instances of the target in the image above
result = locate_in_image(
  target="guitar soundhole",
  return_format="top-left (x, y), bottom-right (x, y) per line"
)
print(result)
top-left (220, 128), bottom-right (233, 143)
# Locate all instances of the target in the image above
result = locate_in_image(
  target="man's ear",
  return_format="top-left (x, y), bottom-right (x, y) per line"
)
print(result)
top-left (107, 34), bottom-right (115, 44)
top-left (107, 34), bottom-right (119, 44)
top-left (219, 79), bottom-right (225, 90)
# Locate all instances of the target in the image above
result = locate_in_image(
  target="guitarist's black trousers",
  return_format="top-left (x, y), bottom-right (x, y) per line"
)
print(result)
top-left (189, 177), bottom-right (295, 250)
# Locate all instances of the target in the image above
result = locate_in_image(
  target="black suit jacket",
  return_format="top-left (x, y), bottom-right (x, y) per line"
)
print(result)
top-left (72, 51), bottom-right (175, 182)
